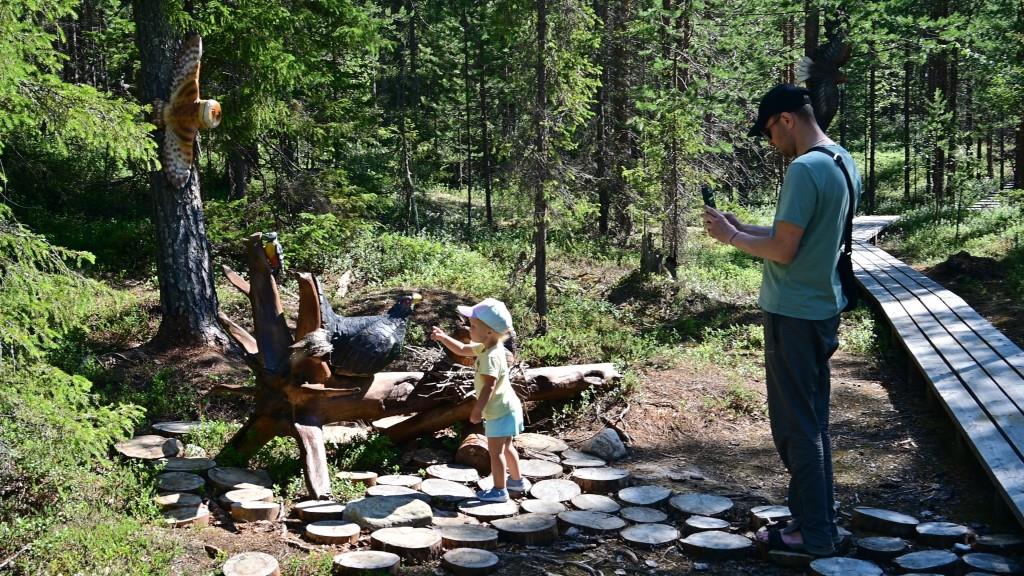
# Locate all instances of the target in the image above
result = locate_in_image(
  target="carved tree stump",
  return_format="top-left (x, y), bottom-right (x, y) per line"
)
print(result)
top-left (213, 236), bottom-right (621, 500)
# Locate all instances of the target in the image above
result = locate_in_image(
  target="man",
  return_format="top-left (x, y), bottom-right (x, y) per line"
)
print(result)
top-left (703, 83), bottom-right (861, 557)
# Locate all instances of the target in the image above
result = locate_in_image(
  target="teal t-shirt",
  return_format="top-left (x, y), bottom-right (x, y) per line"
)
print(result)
top-left (758, 144), bottom-right (861, 320)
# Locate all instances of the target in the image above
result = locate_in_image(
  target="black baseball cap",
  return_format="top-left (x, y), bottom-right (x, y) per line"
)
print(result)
top-left (747, 83), bottom-right (813, 138)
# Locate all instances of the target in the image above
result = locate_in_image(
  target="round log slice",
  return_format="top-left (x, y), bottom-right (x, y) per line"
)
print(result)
top-left (530, 479), bottom-right (581, 502)
top-left (421, 478), bottom-right (476, 505)
top-left (975, 534), bottom-right (1024, 554)
top-left (163, 504), bottom-right (210, 527)
top-left (409, 447), bottom-right (451, 468)
top-left (679, 530), bottom-right (753, 560)
top-left (749, 504), bottom-right (791, 529)
top-left (151, 420), bottom-right (202, 437)
top-left (618, 486), bottom-right (671, 507)
top-left (521, 499), bottom-right (567, 515)
top-left (456, 434), bottom-right (491, 475)
top-left (557, 510), bottom-right (626, 534)
top-left (115, 435), bottom-right (182, 460)
top-left (514, 433), bottom-right (569, 453)
top-left (620, 506), bottom-right (668, 524)
top-left (333, 551), bottom-right (400, 575)
top-left (161, 457), bottom-right (217, 473)
top-left (683, 515), bottom-right (730, 534)
top-left (231, 501), bottom-right (281, 523)
top-left (808, 557), bottom-right (883, 576)
top-left (669, 494), bottom-right (733, 517)
top-left (293, 500), bottom-right (346, 522)
top-left (154, 492), bottom-right (202, 510)
top-left (491, 513), bottom-right (559, 545)
top-left (426, 464), bottom-right (480, 484)
top-left (458, 499), bottom-right (519, 521)
top-left (156, 471), bottom-right (204, 493)
top-left (438, 525), bottom-right (499, 550)
top-left (222, 551), bottom-right (280, 576)
top-left (892, 550), bottom-right (959, 573)
top-left (916, 521), bottom-right (973, 548)
top-left (370, 527), bottom-right (442, 564)
top-left (336, 471), bottom-right (378, 487)
top-left (560, 450), bottom-right (607, 469)
top-left (852, 507), bottom-right (919, 538)
top-left (221, 487), bottom-right (274, 506)
top-left (441, 548), bottom-right (499, 576)
top-left (208, 467), bottom-right (272, 492)
top-left (377, 474), bottom-right (423, 490)
top-left (571, 467), bottom-right (631, 493)
top-left (620, 523), bottom-right (680, 548)
top-left (365, 484), bottom-right (430, 501)
top-left (962, 552), bottom-right (1024, 574)
top-left (855, 536), bottom-right (909, 562)
top-left (304, 521), bottom-right (361, 545)
top-left (518, 459), bottom-right (563, 480)
top-left (570, 494), bottom-right (620, 513)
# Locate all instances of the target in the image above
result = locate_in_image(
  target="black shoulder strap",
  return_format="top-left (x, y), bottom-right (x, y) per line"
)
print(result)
top-left (808, 145), bottom-right (855, 256)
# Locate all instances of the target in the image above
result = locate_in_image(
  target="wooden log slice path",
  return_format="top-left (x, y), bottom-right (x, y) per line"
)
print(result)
top-left (304, 520), bottom-right (361, 545)
top-left (154, 492), bottom-right (202, 510)
top-left (571, 467), bottom-right (630, 493)
top-left (151, 420), bottom-right (202, 437)
top-left (683, 515), bottom-right (730, 534)
top-left (115, 435), bottom-right (183, 460)
top-left (669, 494), bottom-right (733, 517)
top-left (570, 494), bottom-right (620, 513)
top-left (556, 510), bottom-right (626, 534)
top-left (560, 450), bottom-right (606, 469)
top-left (851, 507), bottom-right (919, 538)
top-left (475, 475), bottom-right (531, 495)
top-left (749, 504), bottom-right (791, 528)
top-left (222, 551), bottom-right (280, 576)
top-left (518, 459), bottom-right (563, 480)
top-left (915, 521), bottom-right (973, 547)
top-left (458, 499), bottom-right (519, 521)
top-left (370, 526), bottom-right (442, 564)
top-left (163, 504), bottom-right (210, 527)
top-left (336, 471), bottom-right (378, 487)
top-left (293, 500), bottom-right (346, 521)
top-left (891, 550), bottom-right (959, 573)
top-left (619, 506), bottom-right (668, 524)
top-left (430, 509), bottom-right (481, 527)
top-left (427, 464), bottom-right (480, 484)
top-left (221, 487), bottom-right (274, 506)
top-left (807, 557), bottom-right (883, 576)
top-left (376, 474), bottom-right (423, 490)
top-left (208, 467), bottom-right (273, 492)
top-left (364, 484), bottom-right (431, 501)
top-left (678, 530), bottom-right (752, 560)
top-left (231, 501), bottom-right (281, 523)
top-left (976, 534), bottom-right (1024, 554)
top-left (962, 552), bottom-right (1024, 574)
top-left (437, 524), bottom-right (499, 550)
top-left (618, 486), bottom-right (671, 507)
top-left (530, 479), bottom-right (581, 502)
top-left (442, 548), bottom-right (499, 576)
top-left (161, 457), bottom-right (217, 473)
top-left (520, 499), bottom-right (567, 515)
top-left (620, 523), bottom-right (680, 548)
top-left (456, 434), bottom-right (491, 475)
top-left (854, 536), bottom-right (909, 562)
top-left (156, 471), bottom-right (204, 493)
top-left (491, 513), bottom-right (559, 545)
top-left (420, 478), bottom-right (476, 504)
top-left (514, 433), bottom-right (569, 453)
top-left (333, 550), bottom-right (400, 575)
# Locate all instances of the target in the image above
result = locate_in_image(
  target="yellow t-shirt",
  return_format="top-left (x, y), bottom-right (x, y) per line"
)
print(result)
top-left (473, 343), bottom-right (521, 420)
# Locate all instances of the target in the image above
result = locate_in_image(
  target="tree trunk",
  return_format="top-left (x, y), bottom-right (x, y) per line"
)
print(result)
top-left (1016, 116), bottom-right (1024, 189)
top-left (534, 0), bottom-right (549, 333)
top-left (903, 51), bottom-right (912, 202)
top-left (476, 0), bottom-right (494, 227)
top-left (596, 0), bottom-right (610, 236)
top-left (867, 42), bottom-right (877, 214)
top-left (803, 1), bottom-right (818, 57)
top-left (462, 7), bottom-right (473, 238)
top-left (133, 0), bottom-right (226, 348)
top-left (227, 144), bottom-right (257, 200)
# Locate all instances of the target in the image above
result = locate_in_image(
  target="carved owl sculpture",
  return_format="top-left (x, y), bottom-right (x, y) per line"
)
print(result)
top-left (795, 31), bottom-right (851, 133)
top-left (152, 34), bottom-right (221, 189)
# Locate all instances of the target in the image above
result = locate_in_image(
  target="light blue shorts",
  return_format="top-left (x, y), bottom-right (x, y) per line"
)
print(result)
top-left (484, 410), bottom-right (524, 438)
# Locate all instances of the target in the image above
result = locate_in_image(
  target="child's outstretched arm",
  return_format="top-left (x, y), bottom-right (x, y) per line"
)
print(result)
top-left (430, 326), bottom-right (478, 356)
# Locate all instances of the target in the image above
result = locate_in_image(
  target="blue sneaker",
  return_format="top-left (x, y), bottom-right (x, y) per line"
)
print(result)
top-left (476, 488), bottom-right (509, 503)
top-left (506, 477), bottom-right (531, 492)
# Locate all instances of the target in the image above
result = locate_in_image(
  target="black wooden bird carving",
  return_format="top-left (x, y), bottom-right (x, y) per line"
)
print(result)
top-left (795, 31), bottom-right (851, 132)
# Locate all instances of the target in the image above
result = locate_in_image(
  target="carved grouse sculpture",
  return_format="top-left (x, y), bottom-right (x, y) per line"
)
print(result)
top-left (795, 31), bottom-right (851, 132)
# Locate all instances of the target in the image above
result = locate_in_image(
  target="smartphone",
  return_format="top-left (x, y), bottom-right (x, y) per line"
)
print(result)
top-left (701, 184), bottom-right (716, 209)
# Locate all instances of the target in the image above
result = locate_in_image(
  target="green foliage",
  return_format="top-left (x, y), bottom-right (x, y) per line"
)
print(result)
top-left (840, 307), bottom-right (887, 357)
top-left (685, 322), bottom-right (764, 378)
top-left (182, 419), bottom-right (242, 459)
top-left (702, 383), bottom-right (765, 419)
top-left (279, 551), bottom-right (335, 576)
top-left (332, 432), bottom-right (399, 472)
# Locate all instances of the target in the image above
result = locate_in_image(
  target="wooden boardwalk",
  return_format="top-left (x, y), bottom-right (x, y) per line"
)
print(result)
top-left (850, 218), bottom-right (1024, 526)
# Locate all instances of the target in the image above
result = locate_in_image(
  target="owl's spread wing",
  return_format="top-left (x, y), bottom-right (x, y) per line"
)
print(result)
top-left (162, 126), bottom-right (194, 189)
top-left (169, 35), bottom-right (202, 107)
top-left (162, 35), bottom-right (203, 189)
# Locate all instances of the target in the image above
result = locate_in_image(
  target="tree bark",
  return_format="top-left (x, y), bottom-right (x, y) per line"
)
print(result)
top-left (534, 0), bottom-right (549, 333)
top-left (476, 0), bottom-right (494, 227)
top-left (867, 42), bottom-right (877, 214)
top-left (903, 50), bottom-right (912, 202)
top-left (596, 0), bottom-right (610, 236)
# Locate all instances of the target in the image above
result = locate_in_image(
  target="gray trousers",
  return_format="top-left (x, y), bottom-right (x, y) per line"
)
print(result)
top-left (764, 311), bottom-right (841, 555)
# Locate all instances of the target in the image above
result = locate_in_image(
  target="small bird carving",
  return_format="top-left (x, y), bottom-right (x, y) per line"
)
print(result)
top-left (152, 34), bottom-right (222, 189)
top-left (795, 31), bottom-right (851, 132)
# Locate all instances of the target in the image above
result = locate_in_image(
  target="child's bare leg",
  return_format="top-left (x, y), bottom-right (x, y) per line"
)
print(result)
top-left (503, 439), bottom-right (522, 481)
top-left (487, 436), bottom-right (509, 489)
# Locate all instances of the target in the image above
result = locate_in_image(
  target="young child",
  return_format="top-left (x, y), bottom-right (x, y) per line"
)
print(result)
top-left (431, 298), bottom-right (526, 503)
